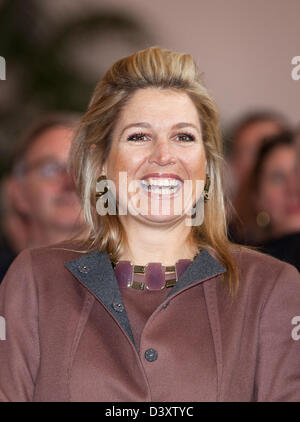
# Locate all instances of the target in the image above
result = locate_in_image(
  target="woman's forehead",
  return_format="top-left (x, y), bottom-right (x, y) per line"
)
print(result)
top-left (114, 88), bottom-right (201, 131)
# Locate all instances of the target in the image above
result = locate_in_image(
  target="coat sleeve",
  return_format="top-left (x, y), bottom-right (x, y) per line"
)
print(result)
top-left (0, 249), bottom-right (40, 401)
top-left (255, 262), bottom-right (300, 401)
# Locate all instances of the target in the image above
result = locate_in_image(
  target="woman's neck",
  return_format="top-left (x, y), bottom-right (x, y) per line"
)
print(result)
top-left (118, 217), bottom-right (198, 266)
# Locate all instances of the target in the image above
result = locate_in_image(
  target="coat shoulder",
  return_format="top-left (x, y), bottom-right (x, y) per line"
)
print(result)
top-left (28, 240), bottom-right (94, 265)
top-left (231, 245), bottom-right (299, 276)
top-left (227, 245), bottom-right (300, 298)
top-left (3, 240), bottom-right (96, 288)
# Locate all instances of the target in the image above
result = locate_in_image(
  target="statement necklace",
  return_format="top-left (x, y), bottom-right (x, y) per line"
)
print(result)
top-left (112, 257), bottom-right (196, 291)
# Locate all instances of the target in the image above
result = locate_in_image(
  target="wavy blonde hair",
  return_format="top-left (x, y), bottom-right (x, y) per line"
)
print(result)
top-left (70, 46), bottom-right (239, 296)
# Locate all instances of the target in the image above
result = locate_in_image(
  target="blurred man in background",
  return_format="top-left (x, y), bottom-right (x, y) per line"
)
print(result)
top-left (0, 113), bottom-right (85, 282)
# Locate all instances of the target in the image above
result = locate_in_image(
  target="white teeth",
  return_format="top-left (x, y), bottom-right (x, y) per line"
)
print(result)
top-left (148, 186), bottom-right (175, 194)
top-left (140, 178), bottom-right (181, 195)
top-left (141, 178), bottom-right (180, 188)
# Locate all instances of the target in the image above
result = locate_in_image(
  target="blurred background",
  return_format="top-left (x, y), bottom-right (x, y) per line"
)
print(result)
top-left (1, 0), bottom-right (300, 166)
top-left (0, 0), bottom-right (299, 279)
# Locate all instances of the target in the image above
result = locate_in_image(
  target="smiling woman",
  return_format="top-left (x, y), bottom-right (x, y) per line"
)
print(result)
top-left (71, 47), bottom-right (237, 292)
top-left (0, 47), bottom-right (300, 402)
top-left (104, 88), bottom-right (206, 229)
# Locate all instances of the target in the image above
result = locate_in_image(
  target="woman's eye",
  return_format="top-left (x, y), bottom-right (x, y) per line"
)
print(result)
top-left (127, 133), bottom-right (149, 142)
top-left (176, 133), bottom-right (195, 142)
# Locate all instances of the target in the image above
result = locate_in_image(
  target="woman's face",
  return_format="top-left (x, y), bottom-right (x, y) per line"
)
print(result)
top-left (257, 145), bottom-right (300, 236)
top-left (103, 88), bottom-right (207, 226)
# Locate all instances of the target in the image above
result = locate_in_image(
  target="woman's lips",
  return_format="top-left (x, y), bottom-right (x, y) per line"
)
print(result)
top-left (139, 173), bottom-right (183, 197)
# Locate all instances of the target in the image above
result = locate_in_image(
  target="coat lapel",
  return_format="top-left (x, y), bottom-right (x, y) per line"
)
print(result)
top-left (65, 248), bottom-right (226, 350)
top-left (65, 249), bottom-right (135, 345)
top-left (167, 249), bottom-right (226, 297)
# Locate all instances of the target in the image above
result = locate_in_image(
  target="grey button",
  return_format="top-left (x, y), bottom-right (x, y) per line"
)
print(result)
top-left (145, 348), bottom-right (158, 362)
top-left (112, 302), bottom-right (124, 313)
top-left (78, 264), bottom-right (89, 274)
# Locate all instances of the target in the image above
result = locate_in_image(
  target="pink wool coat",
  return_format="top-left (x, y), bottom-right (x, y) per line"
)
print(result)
top-left (0, 243), bottom-right (300, 401)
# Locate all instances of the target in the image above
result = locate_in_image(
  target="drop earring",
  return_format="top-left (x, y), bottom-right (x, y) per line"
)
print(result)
top-left (203, 174), bottom-right (211, 202)
top-left (96, 174), bottom-right (109, 208)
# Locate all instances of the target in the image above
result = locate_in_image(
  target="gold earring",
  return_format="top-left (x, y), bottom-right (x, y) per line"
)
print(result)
top-left (96, 175), bottom-right (109, 207)
top-left (203, 174), bottom-right (211, 202)
top-left (96, 175), bottom-right (109, 197)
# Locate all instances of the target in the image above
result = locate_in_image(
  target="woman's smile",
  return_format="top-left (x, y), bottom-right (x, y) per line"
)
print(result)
top-left (140, 173), bottom-right (183, 198)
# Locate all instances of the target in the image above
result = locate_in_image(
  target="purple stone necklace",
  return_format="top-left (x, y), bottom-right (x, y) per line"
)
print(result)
top-left (112, 257), bottom-right (195, 291)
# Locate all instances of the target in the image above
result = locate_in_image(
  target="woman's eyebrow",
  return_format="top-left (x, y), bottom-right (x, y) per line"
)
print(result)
top-left (120, 122), bottom-right (151, 137)
top-left (120, 122), bottom-right (201, 136)
top-left (172, 122), bottom-right (201, 133)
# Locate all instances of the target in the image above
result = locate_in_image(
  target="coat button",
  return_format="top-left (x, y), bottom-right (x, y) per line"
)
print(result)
top-left (145, 348), bottom-right (158, 362)
top-left (112, 302), bottom-right (124, 313)
top-left (78, 264), bottom-right (89, 274)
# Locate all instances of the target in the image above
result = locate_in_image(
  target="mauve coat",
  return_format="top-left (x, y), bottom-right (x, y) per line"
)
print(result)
top-left (0, 243), bottom-right (300, 402)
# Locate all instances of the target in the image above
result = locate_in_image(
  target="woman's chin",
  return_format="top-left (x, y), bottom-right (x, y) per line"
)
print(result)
top-left (136, 211), bottom-right (187, 225)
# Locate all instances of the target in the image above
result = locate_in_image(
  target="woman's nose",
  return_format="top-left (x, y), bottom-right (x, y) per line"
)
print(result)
top-left (148, 139), bottom-right (176, 166)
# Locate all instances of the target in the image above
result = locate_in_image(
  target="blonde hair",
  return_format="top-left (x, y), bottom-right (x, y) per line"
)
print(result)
top-left (70, 46), bottom-right (239, 296)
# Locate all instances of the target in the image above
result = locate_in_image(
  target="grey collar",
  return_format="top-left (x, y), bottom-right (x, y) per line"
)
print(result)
top-left (65, 248), bottom-right (225, 346)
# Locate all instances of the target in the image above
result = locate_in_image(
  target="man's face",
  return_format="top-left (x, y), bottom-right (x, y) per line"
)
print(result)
top-left (17, 126), bottom-right (82, 232)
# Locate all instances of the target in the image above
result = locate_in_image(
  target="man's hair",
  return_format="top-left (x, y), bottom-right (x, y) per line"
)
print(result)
top-left (11, 112), bottom-right (80, 176)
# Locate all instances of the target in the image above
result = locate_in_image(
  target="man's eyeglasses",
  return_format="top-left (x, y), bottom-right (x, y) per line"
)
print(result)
top-left (22, 159), bottom-right (69, 180)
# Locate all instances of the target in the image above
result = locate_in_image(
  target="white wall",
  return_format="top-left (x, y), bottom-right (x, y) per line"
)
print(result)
top-left (45, 0), bottom-right (300, 127)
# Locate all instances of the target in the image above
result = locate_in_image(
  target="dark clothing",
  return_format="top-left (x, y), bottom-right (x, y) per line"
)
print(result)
top-left (227, 221), bottom-right (257, 246)
top-left (0, 237), bottom-right (16, 283)
top-left (261, 232), bottom-right (300, 272)
top-left (228, 222), bottom-right (300, 272)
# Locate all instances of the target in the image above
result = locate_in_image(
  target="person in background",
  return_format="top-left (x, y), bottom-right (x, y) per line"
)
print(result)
top-left (232, 131), bottom-right (300, 270)
top-left (0, 113), bottom-right (85, 282)
top-left (227, 111), bottom-right (289, 191)
top-left (296, 125), bottom-right (300, 192)
top-left (0, 178), bottom-right (29, 280)
top-left (225, 111), bottom-right (290, 241)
